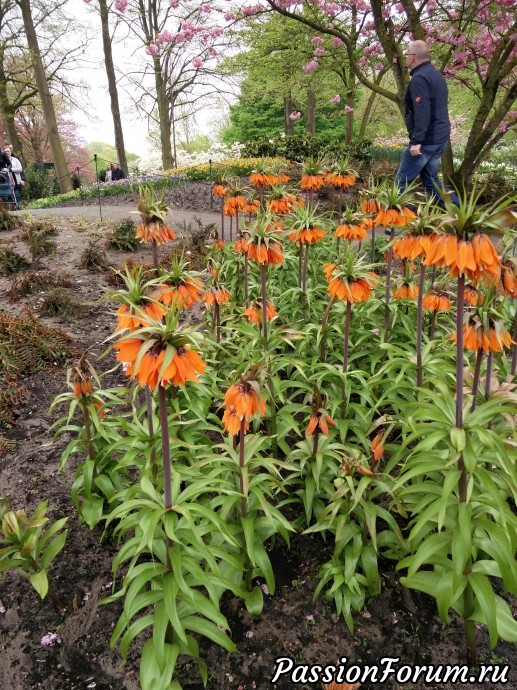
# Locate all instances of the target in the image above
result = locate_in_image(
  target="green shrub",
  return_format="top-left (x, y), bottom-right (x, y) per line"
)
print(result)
top-left (241, 134), bottom-right (373, 163)
top-left (107, 218), bottom-right (139, 251)
top-left (22, 166), bottom-right (60, 201)
top-left (79, 240), bottom-right (109, 271)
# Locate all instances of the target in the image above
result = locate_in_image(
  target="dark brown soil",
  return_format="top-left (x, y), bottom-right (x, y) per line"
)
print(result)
top-left (1, 189), bottom-right (515, 690)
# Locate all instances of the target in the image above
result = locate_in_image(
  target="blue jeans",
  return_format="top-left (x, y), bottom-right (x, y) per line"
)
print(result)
top-left (395, 142), bottom-right (459, 207)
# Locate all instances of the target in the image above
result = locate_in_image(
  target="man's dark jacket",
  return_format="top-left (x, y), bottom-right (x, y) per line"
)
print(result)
top-left (112, 167), bottom-right (125, 181)
top-left (404, 61), bottom-right (451, 146)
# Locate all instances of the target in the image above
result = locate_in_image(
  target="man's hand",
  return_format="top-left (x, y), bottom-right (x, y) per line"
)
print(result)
top-left (409, 144), bottom-right (422, 156)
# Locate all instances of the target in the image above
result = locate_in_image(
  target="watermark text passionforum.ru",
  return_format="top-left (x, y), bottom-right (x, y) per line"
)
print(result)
top-left (270, 656), bottom-right (510, 685)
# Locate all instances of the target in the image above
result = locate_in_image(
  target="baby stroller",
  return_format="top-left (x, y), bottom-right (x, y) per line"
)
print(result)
top-left (0, 170), bottom-right (17, 210)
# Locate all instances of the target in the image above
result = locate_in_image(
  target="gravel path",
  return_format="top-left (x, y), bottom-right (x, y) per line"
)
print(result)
top-left (17, 204), bottom-right (221, 230)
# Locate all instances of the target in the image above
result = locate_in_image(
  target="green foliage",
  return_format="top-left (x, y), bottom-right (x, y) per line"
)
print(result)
top-left (86, 141), bottom-right (140, 172)
top-left (242, 134), bottom-right (373, 163)
top-left (22, 166), bottom-right (60, 201)
top-left (107, 218), bottom-right (139, 251)
top-left (0, 497), bottom-right (67, 603)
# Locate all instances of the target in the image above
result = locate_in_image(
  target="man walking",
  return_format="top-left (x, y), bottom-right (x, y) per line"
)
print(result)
top-left (396, 40), bottom-right (459, 206)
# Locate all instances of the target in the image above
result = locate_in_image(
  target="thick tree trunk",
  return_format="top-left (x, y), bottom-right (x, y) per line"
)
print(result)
top-left (306, 90), bottom-right (315, 135)
top-left (284, 94), bottom-right (293, 135)
top-left (99, 0), bottom-right (128, 176)
top-left (18, 0), bottom-right (71, 192)
top-left (153, 55), bottom-right (173, 169)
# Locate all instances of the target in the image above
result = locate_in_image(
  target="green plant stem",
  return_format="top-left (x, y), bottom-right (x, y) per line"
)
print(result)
top-left (298, 244), bottom-right (303, 288)
top-left (383, 228), bottom-right (395, 334)
top-left (244, 254), bottom-right (249, 306)
top-left (158, 386), bottom-right (174, 577)
top-left (220, 198), bottom-right (225, 241)
top-left (144, 385), bottom-right (158, 481)
top-left (312, 427), bottom-right (320, 457)
top-left (430, 311), bottom-right (437, 340)
top-left (229, 216), bottom-right (233, 242)
top-left (484, 351), bottom-right (493, 400)
top-left (456, 274), bottom-right (477, 665)
top-left (239, 419), bottom-right (247, 520)
top-left (261, 263), bottom-right (268, 343)
top-left (320, 296), bottom-right (334, 362)
top-left (151, 239), bottom-right (158, 268)
top-left (470, 349), bottom-right (483, 413)
top-left (80, 397), bottom-right (96, 467)
top-left (343, 300), bottom-right (352, 374)
top-left (370, 224), bottom-right (376, 264)
top-left (511, 308), bottom-right (517, 376)
top-left (28, 556), bottom-right (64, 615)
top-left (416, 263), bottom-right (426, 388)
top-left (215, 302), bottom-right (221, 344)
top-left (302, 244), bottom-right (310, 293)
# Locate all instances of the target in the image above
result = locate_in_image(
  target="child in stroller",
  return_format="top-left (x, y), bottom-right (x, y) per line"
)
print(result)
top-left (0, 170), bottom-right (17, 209)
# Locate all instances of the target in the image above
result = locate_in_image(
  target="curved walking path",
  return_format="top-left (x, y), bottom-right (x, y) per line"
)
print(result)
top-left (18, 204), bottom-right (222, 230)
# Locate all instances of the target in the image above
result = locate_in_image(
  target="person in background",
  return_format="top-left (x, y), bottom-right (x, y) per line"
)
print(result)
top-left (1, 145), bottom-right (11, 170)
top-left (396, 40), bottom-right (459, 207)
top-left (111, 162), bottom-right (126, 181)
top-left (105, 162), bottom-right (113, 182)
top-left (8, 146), bottom-right (25, 207)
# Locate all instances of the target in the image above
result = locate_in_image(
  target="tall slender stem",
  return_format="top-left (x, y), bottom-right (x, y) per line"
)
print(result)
top-left (261, 264), bottom-right (268, 343)
top-left (320, 296), bottom-right (334, 362)
top-left (430, 311), bottom-right (437, 340)
top-left (239, 419), bottom-right (247, 519)
top-left (343, 301), bottom-right (352, 373)
top-left (144, 385), bottom-right (158, 480)
top-left (484, 351), bottom-right (493, 400)
top-left (220, 198), bottom-right (225, 240)
top-left (229, 216), bottom-right (233, 242)
top-left (470, 349), bottom-right (483, 413)
top-left (81, 399), bottom-right (95, 465)
top-left (416, 263), bottom-right (426, 388)
top-left (298, 244), bottom-right (303, 288)
top-left (152, 239), bottom-right (158, 268)
top-left (302, 244), bottom-right (310, 293)
top-left (371, 223), bottom-right (376, 263)
top-left (511, 307), bottom-right (517, 376)
top-left (244, 254), bottom-right (249, 306)
top-left (215, 302), bottom-right (221, 344)
top-left (158, 386), bottom-right (173, 511)
top-left (383, 229), bottom-right (395, 334)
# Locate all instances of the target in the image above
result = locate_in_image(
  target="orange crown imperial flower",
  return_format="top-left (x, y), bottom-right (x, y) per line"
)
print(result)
top-left (243, 300), bottom-right (277, 324)
top-left (235, 236), bottom-right (250, 254)
top-left (136, 221), bottom-right (176, 244)
top-left (306, 411), bottom-right (336, 436)
top-left (116, 300), bottom-right (166, 332)
top-left (392, 233), bottom-right (433, 261)
top-left (395, 282), bottom-right (418, 300)
top-left (453, 320), bottom-right (515, 353)
top-left (424, 233), bottom-right (500, 281)
top-left (153, 276), bottom-right (204, 310)
top-left (212, 183), bottom-right (228, 197)
top-left (464, 284), bottom-right (483, 306)
top-left (204, 286), bottom-right (231, 305)
top-left (222, 377), bottom-right (266, 435)
top-left (300, 173), bottom-right (325, 191)
top-left (335, 223), bottom-right (367, 241)
top-left (73, 376), bottom-right (93, 398)
top-left (374, 206), bottom-right (417, 228)
top-left (288, 227), bottom-right (325, 245)
top-left (370, 431), bottom-right (385, 462)
top-left (501, 261), bottom-right (517, 297)
top-left (247, 240), bottom-right (284, 265)
top-left (422, 291), bottom-right (451, 312)
top-left (249, 171), bottom-right (271, 188)
top-left (115, 336), bottom-right (205, 390)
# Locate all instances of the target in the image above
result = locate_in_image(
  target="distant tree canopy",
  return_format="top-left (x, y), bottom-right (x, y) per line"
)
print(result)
top-left (86, 141), bottom-right (140, 173)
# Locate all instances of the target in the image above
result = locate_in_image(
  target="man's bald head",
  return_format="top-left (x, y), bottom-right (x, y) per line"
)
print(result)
top-left (409, 40), bottom-right (430, 61)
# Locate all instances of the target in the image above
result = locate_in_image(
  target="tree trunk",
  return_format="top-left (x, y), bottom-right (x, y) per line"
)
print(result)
top-left (153, 55), bottom-right (173, 170)
top-left (17, 0), bottom-right (71, 192)
top-left (284, 94), bottom-right (293, 135)
top-left (99, 0), bottom-right (128, 176)
top-left (306, 90), bottom-right (315, 135)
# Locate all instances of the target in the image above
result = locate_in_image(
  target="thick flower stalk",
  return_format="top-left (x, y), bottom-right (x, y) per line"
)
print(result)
top-left (212, 179), bottom-right (228, 239)
top-left (235, 234), bottom-right (250, 305)
top-left (223, 183), bottom-right (247, 241)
